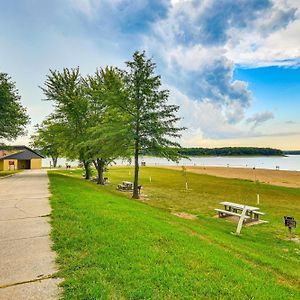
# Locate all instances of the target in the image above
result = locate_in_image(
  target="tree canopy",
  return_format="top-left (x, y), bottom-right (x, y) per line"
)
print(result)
top-left (30, 119), bottom-right (65, 168)
top-left (106, 51), bottom-right (184, 198)
top-left (82, 67), bottom-right (130, 184)
top-left (0, 72), bottom-right (29, 140)
top-left (41, 67), bottom-right (93, 178)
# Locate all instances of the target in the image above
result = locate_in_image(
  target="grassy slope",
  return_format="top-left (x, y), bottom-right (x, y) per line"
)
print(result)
top-left (0, 170), bottom-right (21, 177)
top-left (49, 167), bottom-right (300, 299)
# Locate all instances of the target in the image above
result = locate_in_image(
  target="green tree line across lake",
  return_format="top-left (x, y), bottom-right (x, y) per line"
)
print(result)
top-left (178, 147), bottom-right (284, 156)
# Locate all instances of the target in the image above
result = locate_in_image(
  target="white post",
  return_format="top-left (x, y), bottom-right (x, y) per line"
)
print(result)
top-left (257, 194), bottom-right (260, 205)
top-left (185, 182), bottom-right (188, 190)
top-left (149, 176), bottom-right (152, 182)
top-left (236, 206), bottom-right (247, 235)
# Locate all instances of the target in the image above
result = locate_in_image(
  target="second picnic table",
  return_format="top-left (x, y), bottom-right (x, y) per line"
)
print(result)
top-left (117, 181), bottom-right (133, 191)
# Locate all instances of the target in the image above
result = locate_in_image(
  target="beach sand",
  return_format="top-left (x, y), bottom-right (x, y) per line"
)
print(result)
top-left (164, 166), bottom-right (300, 189)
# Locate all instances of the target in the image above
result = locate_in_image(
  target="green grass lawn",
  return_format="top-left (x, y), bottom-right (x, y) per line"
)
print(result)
top-left (49, 167), bottom-right (300, 299)
top-left (0, 170), bottom-right (22, 177)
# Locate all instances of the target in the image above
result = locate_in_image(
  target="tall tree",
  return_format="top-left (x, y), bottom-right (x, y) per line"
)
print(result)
top-left (83, 67), bottom-right (130, 184)
top-left (0, 72), bottom-right (29, 140)
top-left (30, 119), bottom-right (64, 168)
top-left (41, 68), bottom-right (92, 178)
top-left (109, 51), bottom-right (184, 198)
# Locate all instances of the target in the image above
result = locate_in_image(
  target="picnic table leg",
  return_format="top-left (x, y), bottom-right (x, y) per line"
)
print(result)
top-left (224, 205), bottom-right (231, 212)
top-left (236, 206), bottom-right (247, 235)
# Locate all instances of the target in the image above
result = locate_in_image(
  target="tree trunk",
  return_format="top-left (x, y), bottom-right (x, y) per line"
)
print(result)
top-left (94, 158), bottom-right (105, 185)
top-left (83, 160), bottom-right (91, 180)
top-left (52, 156), bottom-right (58, 168)
top-left (132, 140), bottom-right (140, 199)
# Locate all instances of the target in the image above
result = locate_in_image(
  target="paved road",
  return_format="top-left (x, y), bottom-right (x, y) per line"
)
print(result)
top-left (0, 170), bottom-right (61, 299)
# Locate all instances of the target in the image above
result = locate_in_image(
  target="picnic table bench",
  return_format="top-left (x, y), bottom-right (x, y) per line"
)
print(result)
top-left (117, 181), bottom-right (133, 190)
top-left (214, 201), bottom-right (266, 223)
top-left (90, 177), bottom-right (109, 184)
top-left (117, 181), bottom-right (142, 194)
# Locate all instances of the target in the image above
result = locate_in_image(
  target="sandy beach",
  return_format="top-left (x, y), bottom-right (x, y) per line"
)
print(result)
top-left (164, 166), bottom-right (300, 189)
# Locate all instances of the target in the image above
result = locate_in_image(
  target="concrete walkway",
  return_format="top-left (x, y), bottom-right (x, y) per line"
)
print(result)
top-left (0, 170), bottom-right (61, 299)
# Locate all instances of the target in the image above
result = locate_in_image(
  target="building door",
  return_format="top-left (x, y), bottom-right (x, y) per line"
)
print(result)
top-left (18, 160), bottom-right (31, 169)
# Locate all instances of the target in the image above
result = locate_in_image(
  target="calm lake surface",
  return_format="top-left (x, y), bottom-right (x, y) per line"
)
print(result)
top-left (43, 155), bottom-right (300, 172)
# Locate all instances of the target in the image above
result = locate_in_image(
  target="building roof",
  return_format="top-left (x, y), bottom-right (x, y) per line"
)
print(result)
top-left (0, 146), bottom-right (44, 160)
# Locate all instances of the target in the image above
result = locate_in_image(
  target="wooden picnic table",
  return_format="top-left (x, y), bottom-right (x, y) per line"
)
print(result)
top-left (117, 181), bottom-right (133, 192)
top-left (220, 201), bottom-right (259, 218)
top-left (117, 181), bottom-right (143, 195)
top-left (216, 201), bottom-right (264, 221)
top-left (220, 201), bottom-right (259, 211)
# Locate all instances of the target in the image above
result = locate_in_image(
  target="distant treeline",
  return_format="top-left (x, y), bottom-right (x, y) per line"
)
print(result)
top-left (178, 147), bottom-right (283, 156)
top-left (283, 150), bottom-right (300, 155)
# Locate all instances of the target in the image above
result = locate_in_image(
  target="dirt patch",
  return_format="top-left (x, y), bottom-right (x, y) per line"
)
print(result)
top-left (172, 212), bottom-right (198, 220)
top-left (214, 214), bottom-right (268, 226)
top-left (244, 219), bottom-right (268, 226)
top-left (139, 194), bottom-right (149, 201)
top-left (290, 237), bottom-right (300, 244)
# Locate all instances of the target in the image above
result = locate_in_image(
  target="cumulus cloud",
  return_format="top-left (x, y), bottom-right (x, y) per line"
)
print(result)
top-left (152, 0), bottom-right (275, 47)
top-left (69, 0), bottom-right (170, 33)
top-left (246, 111), bottom-right (275, 128)
top-left (168, 86), bottom-right (245, 141)
top-left (164, 49), bottom-right (252, 121)
top-left (225, 0), bottom-right (300, 67)
top-left (142, 0), bottom-right (298, 141)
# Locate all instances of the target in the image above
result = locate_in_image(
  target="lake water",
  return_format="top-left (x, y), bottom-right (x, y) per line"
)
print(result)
top-left (43, 155), bottom-right (300, 172)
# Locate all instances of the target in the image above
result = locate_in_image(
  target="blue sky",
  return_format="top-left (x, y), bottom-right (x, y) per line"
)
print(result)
top-left (1, 0), bottom-right (300, 149)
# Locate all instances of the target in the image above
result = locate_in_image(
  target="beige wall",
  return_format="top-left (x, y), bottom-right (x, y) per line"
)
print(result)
top-left (0, 159), bottom-right (18, 171)
top-left (0, 158), bottom-right (42, 170)
top-left (30, 158), bottom-right (42, 169)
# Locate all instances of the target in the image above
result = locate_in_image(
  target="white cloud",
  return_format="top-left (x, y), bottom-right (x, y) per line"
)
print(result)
top-left (140, 0), bottom-right (300, 144)
top-left (168, 86), bottom-right (245, 140)
top-left (166, 45), bottom-right (225, 71)
top-left (247, 111), bottom-right (275, 128)
top-left (225, 0), bottom-right (300, 67)
top-left (167, 85), bottom-right (299, 147)
top-left (68, 0), bottom-right (101, 18)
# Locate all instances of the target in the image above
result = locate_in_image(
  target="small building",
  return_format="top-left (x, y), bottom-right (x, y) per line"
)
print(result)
top-left (0, 146), bottom-right (44, 171)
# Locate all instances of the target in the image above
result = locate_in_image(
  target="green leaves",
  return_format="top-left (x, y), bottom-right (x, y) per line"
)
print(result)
top-left (30, 119), bottom-right (65, 167)
top-left (38, 51), bottom-right (184, 191)
top-left (0, 72), bottom-right (29, 140)
top-left (41, 67), bottom-right (90, 161)
top-left (117, 51), bottom-right (185, 160)
top-left (103, 51), bottom-right (185, 197)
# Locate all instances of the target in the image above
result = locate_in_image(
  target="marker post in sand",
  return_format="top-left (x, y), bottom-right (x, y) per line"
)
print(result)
top-left (182, 166), bottom-right (188, 190)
